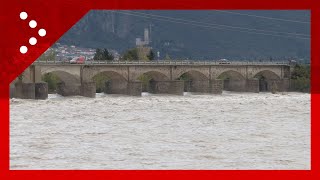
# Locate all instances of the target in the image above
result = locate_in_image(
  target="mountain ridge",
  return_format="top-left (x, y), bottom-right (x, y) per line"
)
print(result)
top-left (57, 10), bottom-right (310, 61)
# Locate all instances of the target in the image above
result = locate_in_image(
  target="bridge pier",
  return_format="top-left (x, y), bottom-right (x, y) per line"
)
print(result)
top-left (149, 80), bottom-right (184, 95)
top-left (35, 82), bottom-right (48, 99)
top-left (246, 79), bottom-right (259, 93)
top-left (14, 82), bottom-right (35, 99)
top-left (127, 81), bottom-right (142, 96)
top-left (209, 79), bottom-right (224, 94)
top-left (10, 83), bottom-right (15, 98)
top-left (13, 82), bottom-right (49, 99)
top-left (12, 82), bottom-right (21, 98)
top-left (81, 82), bottom-right (96, 98)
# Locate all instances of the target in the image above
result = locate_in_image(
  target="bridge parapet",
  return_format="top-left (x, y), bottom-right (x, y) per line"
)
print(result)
top-left (33, 60), bottom-right (290, 66)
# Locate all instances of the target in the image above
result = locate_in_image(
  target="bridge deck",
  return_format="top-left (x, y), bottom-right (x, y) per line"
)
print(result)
top-left (33, 60), bottom-right (290, 66)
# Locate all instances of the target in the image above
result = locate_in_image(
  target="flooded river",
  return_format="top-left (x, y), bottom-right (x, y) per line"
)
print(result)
top-left (10, 92), bottom-right (310, 169)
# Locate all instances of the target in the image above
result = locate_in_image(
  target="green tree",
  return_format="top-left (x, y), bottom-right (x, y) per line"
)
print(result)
top-left (290, 64), bottom-right (310, 92)
top-left (147, 50), bottom-right (155, 61)
top-left (178, 73), bottom-right (190, 81)
top-left (94, 48), bottom-right (114, 61)
top-left (291, 64), bottom-right (309, 79)
top-left (102, 48), bottom-right (114, 61)
top-left (47, 50), bottom-right (57, 61)
top-left (122, 48), bottom-right (139, 61)
top-left (94, 48), bottom-right (103, 60)
top-left (42, 73), bottom-right (60, 93)
top-left (92, 74), bottom-right (110, 93)
top-left (138, 74), bottom-right (152, 92)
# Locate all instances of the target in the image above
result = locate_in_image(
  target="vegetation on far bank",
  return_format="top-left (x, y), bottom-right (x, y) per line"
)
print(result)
top-left (93, 48), bottom-right (114, 61)
top-left (290, 64), bottom-right (310, 92)
top-left (42, 73), bottom-right (60, 93)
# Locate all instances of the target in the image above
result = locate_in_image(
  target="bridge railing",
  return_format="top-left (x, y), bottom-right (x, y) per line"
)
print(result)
top-left (33, 60), bottom-right (289, 66)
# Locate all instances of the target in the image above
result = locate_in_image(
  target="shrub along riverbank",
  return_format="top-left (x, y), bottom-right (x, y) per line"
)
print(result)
top-left (290, 64), bottom-right (310, 93)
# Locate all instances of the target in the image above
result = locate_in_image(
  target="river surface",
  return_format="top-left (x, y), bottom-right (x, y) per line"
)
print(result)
top-left (10, 92), bottom-right (310, 170)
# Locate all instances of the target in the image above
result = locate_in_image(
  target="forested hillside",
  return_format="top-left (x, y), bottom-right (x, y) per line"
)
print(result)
top-left (58, 10), bottom-right (310, 61)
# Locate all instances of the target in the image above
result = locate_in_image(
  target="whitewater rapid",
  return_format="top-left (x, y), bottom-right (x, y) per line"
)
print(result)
top-left (10, 92), bottom-right (310, 169)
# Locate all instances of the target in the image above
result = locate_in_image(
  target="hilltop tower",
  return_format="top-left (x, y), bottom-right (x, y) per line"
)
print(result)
top-left (144, 28), bottom-right (149, 45)
top-left (136, 27), bottom-right (150, 46)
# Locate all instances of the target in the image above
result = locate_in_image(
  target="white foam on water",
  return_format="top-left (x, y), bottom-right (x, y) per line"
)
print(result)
top-left (9, 92), bottom-right (310, 170)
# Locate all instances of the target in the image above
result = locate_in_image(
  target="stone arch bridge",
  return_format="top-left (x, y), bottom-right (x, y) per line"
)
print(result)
top-left (20, 62), bottom-right (290, 97)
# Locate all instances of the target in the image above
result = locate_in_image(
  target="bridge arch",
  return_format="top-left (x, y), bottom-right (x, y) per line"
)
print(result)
top-left (137, 71), bottom-right (170, 81)
top-left (254, 70), bottom-right (281, 92)
top-left (217, 70), bottom-right (246, 91)
top-left (253, 70), bottom-right (281, 80)
top-left (41, 70), bottom-right (81, 94)
top-left (92, 71), bottom-right (128, 81)
top-left (40, 65), bottom-right (81, 82)
top-left (177, 70), bottom-right (209, 92)
top-left (41, 70), bottom-right (80, 85)
top-left (177, 70), bottom-right (209, 81)
top-left (136, 71), bottom-right (170, 93)
top-left (217, 70), bottom-right (246, 80)
top-left (92, 71), bottom-right (128, 94)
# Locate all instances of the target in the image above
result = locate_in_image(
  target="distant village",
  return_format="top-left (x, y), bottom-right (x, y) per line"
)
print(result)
top-left (40, 27), bottom-right (155, 62)
top-left (45, 43), bottom-right (120, 61)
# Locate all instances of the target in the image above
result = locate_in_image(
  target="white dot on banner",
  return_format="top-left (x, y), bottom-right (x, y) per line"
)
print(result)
top-left (20, 12), bottom-right (28, 20)
top-left (20, 46), bottom-right (28, 54)
top-left (29, 20), bottom-right (37, 28)
top-left (29, 37), bottom-right (37, 45)
top-left (38, 29), bottom-right (46, 37)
